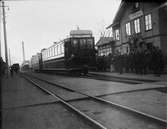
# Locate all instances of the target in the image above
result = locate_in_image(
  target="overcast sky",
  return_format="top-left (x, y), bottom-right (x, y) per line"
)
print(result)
top-left (0, 0), bottom-right (121, 65)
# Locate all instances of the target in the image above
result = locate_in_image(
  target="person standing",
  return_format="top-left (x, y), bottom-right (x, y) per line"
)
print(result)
top-left (10, 67), bottom-right (14, 77)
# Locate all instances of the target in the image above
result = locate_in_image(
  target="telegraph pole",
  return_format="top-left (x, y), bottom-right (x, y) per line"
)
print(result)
top-left (8, 48), bottom-right (11, 67)
top-left (22, 41), bottom-right (25, 63)
top-left (2, 0), bottom-right (9, 77)
top-left (0, 1), bottom-right (2, 58)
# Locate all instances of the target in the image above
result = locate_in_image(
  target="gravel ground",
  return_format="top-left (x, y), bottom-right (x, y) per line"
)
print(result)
top-left (69, 99), bottom-right (166, 129)
top-left (32, 77), bottom-right (86, 101)
top-left (2, 75), bottom-right (94, 129)
top-left (101, 90), bottom-right (167, 120)
top-left (2, 75), bottom-right (57, 109)
top-left (2, 103), bottom-right (95, 129)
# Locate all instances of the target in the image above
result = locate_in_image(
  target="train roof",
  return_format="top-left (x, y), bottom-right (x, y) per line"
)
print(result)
top-left (70, 30), bottom-right (92, 37)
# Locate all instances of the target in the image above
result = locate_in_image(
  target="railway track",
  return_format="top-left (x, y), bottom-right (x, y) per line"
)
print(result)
top-left (22, 73), bottom-right (167, 129)
top-left (23, 75), bottom-right (107, 129)
top-left (83, 73), bottom-right (158, 84)
top-left (88, 73), bottom-right (158, 82)
top-left (41, 70), bottom-right (157, 84)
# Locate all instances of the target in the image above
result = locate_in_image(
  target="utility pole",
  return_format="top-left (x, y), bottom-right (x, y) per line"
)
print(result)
top-left (8, 48), bottom-right (11, 67)
top-left (2, 0), bottom-right (9, 77)
top-left (22, 41), bottom-right (25, 63)
top-left (0, 1), bottom-right (2, 58)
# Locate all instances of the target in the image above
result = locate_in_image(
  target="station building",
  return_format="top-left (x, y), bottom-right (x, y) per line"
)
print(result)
top-left (107, 2), bottom-right (167, 54)
top-left (96, 37), bottom-right (115, 56)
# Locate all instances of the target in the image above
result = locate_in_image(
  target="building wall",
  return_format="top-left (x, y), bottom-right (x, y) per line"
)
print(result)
top-left (112, 2), bottom-right (167, 53)
top-left (159, 6), bottom-right (167, 53)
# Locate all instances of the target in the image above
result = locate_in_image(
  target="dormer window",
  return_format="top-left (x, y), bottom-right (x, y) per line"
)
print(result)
top-left (135, 2), bottom-right (139, 8)
top-left (132, 2), bottom-right (140, 12)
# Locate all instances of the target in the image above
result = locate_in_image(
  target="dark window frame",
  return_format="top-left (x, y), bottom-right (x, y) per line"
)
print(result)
top-left (133, 18), bottom-right (141, 34)
top-left (144, 13), bottom-right (152, 31)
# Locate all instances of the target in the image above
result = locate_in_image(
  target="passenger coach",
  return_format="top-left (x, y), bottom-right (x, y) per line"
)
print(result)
top-left (36, 29), bottom-right (96, 74)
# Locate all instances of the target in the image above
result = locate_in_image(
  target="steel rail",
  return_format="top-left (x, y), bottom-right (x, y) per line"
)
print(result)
top-left (84, 74), bottom-right (141, 84)
top-left (23, 75), bottom-right (107, 129)
top-left (24, 73), bottom-right (167, 125)
top-left (87, 73), bottom-right (156, 83)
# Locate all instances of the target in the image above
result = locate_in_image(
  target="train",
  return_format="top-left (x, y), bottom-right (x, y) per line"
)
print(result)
top-left (30, 29), bottom-right (97, 75)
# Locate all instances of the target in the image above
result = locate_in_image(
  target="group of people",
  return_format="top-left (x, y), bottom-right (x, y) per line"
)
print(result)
top-left (10, 64), bottom-right (20, 77)
top-left (0, 57), bottom-right (20, 77)
top-left (96, 45), bottom-right (166, 76)
top-left (0, 57), bottom-right (7, 77)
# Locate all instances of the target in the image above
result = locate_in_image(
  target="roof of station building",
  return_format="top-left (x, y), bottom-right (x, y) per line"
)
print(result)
top-left (96, 37), bottom-right (114, 46)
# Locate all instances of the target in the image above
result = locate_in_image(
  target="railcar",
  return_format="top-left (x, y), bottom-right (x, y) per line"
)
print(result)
top-left (40, 29), bottom-right (96, 74)
top-left (11, 63), bottom-right (20, 73)
top-left (21, 60), bottom-right (30, 71)
top-left (30, 53), bottom-right (42, 72)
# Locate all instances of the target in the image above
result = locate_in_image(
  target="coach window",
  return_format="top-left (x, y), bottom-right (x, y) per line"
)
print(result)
top-left (59, 44), bottom-right (61, 54)
top-left (54, 46), bottom-right (56, 56)
top-left (52, 47), bottom-right (54, 56)
top-left (49, 48), bottom-right (51, 57)
top-left (60, 44), bottom-right (62, 54)
top-left (57, 45), bottom-right (60, 55)
top-left (62, 43), bottom-right (64, 53)
top-left (53, 47), bottom-right (55, 56)
top-left (50, 48), bottom-right (53, 56)
top-left (145, 14), bottom-right (152, 31)
top-left (56, 45), bottom-right (58, 55)
top-left (48, 49), bottom-right (50, 57)
top-left (55, 46), bottom-right (57, 56)
top-left (87, 39), bottom-right (93, 48)
top-left (59, 44), bottom-right (62, 54)
top-left (50, 48), bottom-right (51, 56)
top-left (80, 39), bottom-right (86, 49)
top-left (61, 43), bottom-right (64, 54)
top-left (51, 48), bottom-right (52, 56)
top-left (58, 44), bottom-right (61, 55)
top-left (73, 39), bottom-right (78, 48)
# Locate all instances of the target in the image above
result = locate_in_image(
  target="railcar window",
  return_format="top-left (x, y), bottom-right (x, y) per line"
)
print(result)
top-left (50, 48), bottom-right (51, 56)
top-left (58, 44), bottom-right (60, 55)
top-left (60, 44), bottom-right (62, 54)
top-left (80, 39), bottom-right (87, 49)
top-left (73, 39), bottom-right (78, 48)
top-left (54, 47), bottom-right (55, 56)
top-left (87, 38), bottom-right (93, 48)
top-left (59, 44), bottom-right (61, 54)
top-left (51, 47), bottom-right (53, 56)
top-left (61, 44), bottom-right (64, 53)
top-left (55, 46), bottom-right (56, 56)
top-left (49, 48), bottom-right (51, 57)
top-left (52, 47), bottom-right (54, 56)
top-left (56, 45), bottom-right (58, 55)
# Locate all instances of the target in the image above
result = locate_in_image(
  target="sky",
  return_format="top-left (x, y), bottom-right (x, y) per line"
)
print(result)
top-left (0, 0), bottom-right (121, 65)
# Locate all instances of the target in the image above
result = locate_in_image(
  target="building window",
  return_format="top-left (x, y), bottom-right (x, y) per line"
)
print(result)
top-left (145, 14), bottom-right (152, 31)
top-left (115, 29), bottom-right (120, 40)
top-left (126, 22), bottom-right (131, 35)
top-left (134, 18), bottom-right (140, 33)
